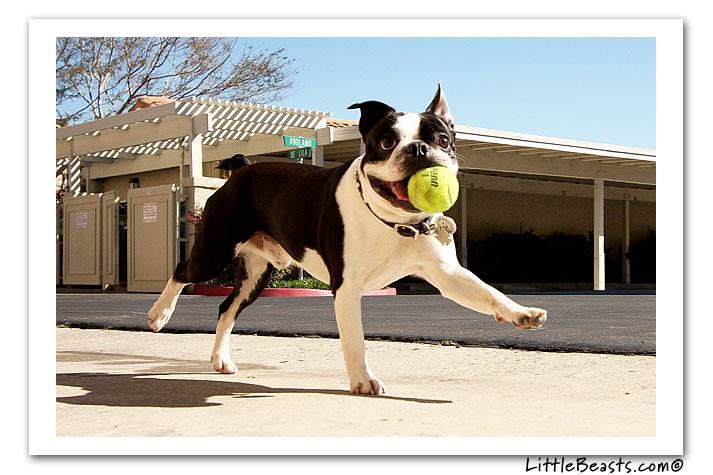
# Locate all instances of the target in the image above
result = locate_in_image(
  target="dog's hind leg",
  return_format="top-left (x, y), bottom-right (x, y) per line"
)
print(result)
top-left (148, 262), bottom-right (190, 332)
top-left (148, 208), bottom-right (243, 332)
top-left (211, 252), bottom-right (274, 374)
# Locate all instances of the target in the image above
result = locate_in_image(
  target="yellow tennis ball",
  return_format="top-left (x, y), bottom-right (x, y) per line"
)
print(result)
top-left (407, 166), bottom-right (459, 213)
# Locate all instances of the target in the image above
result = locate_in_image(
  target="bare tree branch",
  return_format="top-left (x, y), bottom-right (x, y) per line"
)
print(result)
top-left (56, 37), bottom-right (298, 124)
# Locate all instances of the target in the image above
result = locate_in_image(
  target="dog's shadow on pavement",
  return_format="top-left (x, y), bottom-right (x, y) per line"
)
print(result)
top-left (56, 372), bottom-right (452, 407)
top-left (56, 351), bottom-right (451, 407)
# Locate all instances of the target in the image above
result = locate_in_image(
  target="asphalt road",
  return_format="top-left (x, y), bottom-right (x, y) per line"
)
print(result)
top-left (56, 290), bottom-right (655, 355)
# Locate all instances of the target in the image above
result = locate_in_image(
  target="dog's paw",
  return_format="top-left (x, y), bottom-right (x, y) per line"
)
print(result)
top-left (350, 377), bottom-right (386, 395)
top-left (513, 307), bottom-right (547, 329)
top-left (211, 353), bottom-right (237, 374)
top-left (148, 305), bottom-right (173, 332)
top-left (494, 306), bottom-right (547, 330)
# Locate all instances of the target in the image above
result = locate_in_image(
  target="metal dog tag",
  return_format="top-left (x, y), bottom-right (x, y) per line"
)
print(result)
top-left (434, 216), bottom-right (457, 246)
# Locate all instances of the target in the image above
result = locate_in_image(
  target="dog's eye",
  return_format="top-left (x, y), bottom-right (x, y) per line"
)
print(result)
top-left (438, 135), bottom-right (451, 149)
top-left (380, 135), bottom-right (397, 151)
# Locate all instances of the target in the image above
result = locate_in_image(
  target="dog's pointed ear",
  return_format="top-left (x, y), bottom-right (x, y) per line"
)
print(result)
top-left (347, 101), bottom-right (396, 139)
top-left (425, 83), bottom-right (455, 131)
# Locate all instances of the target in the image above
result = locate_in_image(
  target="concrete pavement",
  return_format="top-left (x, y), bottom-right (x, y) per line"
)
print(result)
top-left (56, 327), bottom-right (655, 438)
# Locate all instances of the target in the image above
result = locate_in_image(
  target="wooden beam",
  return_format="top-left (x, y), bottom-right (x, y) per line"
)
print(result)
top-left (57, 115), bottom-right (193, 158)
top-left (468, 144), bottom-right (512, 151)
top-left (56, 101), bottom-right (180, 140)
top-left (80, 156), bottom-right (114, 165)
top-left (539, 152), bottom-right (576, 158)
top-left (494, 147), bottom-right (537, 153)
top-left (80, 152), bottom-right (137, 162)
top-left (87, 150), bottom-right (182, 179)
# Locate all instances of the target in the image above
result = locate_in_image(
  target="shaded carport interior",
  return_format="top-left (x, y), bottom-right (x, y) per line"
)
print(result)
top-left (56, 97), bottom-right (656, 290)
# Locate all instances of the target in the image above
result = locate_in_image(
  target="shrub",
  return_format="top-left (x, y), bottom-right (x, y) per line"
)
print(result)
top-left (467, 229), bottom-right (542, 282)
top-left (214, 258), bottom-right (240, 287)
top-left (628, 229), bottom-right (655, 283)
top-left (467, 230), bottom-right (617, 283)
top-left (212, 260), bottom-right (330, 289)
top-left (268, 277), bottom-right (330, 290)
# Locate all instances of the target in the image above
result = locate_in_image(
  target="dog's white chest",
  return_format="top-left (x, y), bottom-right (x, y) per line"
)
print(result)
top-left (334, 161), bottom-right (426, 293)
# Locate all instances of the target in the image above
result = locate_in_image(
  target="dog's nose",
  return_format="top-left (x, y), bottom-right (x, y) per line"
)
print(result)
top-left (406, 141), bottom-right (429, 158)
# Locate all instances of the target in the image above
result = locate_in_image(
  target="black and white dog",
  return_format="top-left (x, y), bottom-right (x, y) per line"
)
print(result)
top-left (149, 85), bottom-right (547, 394)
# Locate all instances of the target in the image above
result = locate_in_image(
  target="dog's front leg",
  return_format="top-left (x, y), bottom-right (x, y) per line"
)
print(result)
top-left (420, 255), bottom-right (547, 329)
top-left (333, 288), bottom-right (385, 394)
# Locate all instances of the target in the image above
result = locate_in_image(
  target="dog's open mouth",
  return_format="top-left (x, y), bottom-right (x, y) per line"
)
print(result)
top-left (367, 175), bottom-right (419, 212)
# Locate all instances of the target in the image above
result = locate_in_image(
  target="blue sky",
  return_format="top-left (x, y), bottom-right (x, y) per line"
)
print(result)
top-left (243, 37), bottom-right (655, 149)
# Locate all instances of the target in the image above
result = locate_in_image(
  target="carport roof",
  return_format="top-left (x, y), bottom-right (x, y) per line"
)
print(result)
top-left (328, 122), bottom-right (655, 166)
top-left (325, 122), bottom-right (656, 186)
top-left (455, 124), bottom-right (655, 166)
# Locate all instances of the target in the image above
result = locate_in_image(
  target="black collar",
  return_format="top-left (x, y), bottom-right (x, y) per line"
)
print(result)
top-left (355, 162), bottom-right (439, 239)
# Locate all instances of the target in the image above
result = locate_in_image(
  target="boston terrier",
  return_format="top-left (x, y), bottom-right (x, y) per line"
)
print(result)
top-left (148, 85), bottom-right (547, 395)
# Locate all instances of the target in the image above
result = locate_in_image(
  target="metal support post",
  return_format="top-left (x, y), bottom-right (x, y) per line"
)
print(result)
top-left (459, 181), bottom-right (468, 267)
top-left (623, 196), bottom-right (631, 284)
top-left (594, 178), bottom-right (605, 290)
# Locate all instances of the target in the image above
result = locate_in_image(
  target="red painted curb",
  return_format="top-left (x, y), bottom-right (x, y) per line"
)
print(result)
top-left (260, 288), bottom-right (332, 297)
top-left (192, 284), bottom-right (396, 297)
top-left (362, 288), bottom-right (397, 296)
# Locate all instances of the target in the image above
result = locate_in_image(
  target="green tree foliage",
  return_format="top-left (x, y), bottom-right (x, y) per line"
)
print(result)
top-left (56, 37), bottom-right (297, 124)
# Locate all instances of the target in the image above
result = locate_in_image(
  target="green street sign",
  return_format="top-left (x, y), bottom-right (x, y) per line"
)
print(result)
top-left (284, 136), bottom-right (316, 149)
top-left (289, 147), bottom-right (312, 160)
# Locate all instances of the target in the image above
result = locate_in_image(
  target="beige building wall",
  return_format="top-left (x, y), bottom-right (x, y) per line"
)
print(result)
top-left (99, 167), bottom-right (180, 202)
top-left (95, 161), bottom-right (226, 201)
top-left (460, 188), bottom-right (655, 244)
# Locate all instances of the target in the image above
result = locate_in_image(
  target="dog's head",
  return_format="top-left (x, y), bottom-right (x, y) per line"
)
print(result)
top-left (348, 84), bottom-right (457, 215)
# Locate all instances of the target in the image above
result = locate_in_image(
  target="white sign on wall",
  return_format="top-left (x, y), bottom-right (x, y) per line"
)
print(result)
top-left (75, 211), bottom-right (88, 228)
top-left (143, 202), bottom-right (158, 223)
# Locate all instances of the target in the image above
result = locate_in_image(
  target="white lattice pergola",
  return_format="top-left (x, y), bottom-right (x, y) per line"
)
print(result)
top-left (56, 97), bottom-right (332, 190)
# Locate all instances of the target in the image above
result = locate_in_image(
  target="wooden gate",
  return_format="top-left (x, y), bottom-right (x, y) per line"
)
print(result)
top-left (62, 194), bottom-right (102, 285)
top-left (127, 185), bottom-right (178, 292)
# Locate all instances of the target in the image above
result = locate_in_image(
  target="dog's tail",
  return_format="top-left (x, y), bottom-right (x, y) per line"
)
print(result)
top-left (216, 153), bottom-right (252, 172)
